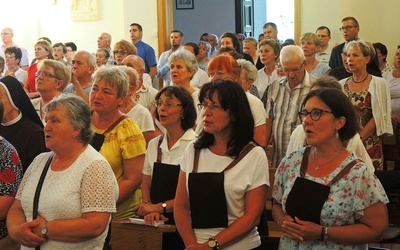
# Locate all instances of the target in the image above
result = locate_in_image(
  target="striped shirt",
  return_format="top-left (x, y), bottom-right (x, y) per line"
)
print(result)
top-left (265, 71), bottom-right (315, 167)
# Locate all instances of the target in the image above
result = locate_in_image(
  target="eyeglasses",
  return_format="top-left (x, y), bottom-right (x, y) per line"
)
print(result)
top-left (113, 50), bottom-right (128, 55)
top-left (283, 61), bottom-right (305, 73)
top-left (1, 32), bottom-right (10, 36)
top-left (154, 100), bottom-right (182, 108)
top-left (339, 26), bottom-right (357, 31)
top-left (197, 102), bottom-right (224, 113)
top-left (35, 71), bottom-right (60, 80)
top-left (5, 55), bottom-right (16, 59)
top-left (298, 108), bottom-right (333, 121)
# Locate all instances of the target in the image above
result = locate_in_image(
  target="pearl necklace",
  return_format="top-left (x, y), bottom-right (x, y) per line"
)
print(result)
top-left (313, 147), bottom-right (343, 170)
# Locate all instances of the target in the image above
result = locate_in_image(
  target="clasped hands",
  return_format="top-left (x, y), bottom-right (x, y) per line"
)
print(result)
top-left (280, 216), bottom-right (323, 243)
top-left (13, 215), bottom-right (47, 248)
top-left (133, 202), bottom-right (169, 225)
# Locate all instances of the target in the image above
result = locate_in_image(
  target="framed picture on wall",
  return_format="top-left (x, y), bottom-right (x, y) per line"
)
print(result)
top-left (176, 0), bottom-right (194, 10)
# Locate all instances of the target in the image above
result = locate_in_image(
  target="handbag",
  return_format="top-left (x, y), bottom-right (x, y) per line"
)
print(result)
top-left (91, 116), bottom-right (127, 151)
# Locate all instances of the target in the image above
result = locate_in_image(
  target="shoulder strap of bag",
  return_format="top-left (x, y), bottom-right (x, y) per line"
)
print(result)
top-left (104, 115), bottom-right (128, 135)
top-left (33, 153), bottom-right (54, 220)
top-left (192, 142), bottom-right (256, 173)
top-left (328, 159), bottom-right (362, 186)
top-left (300, 146), bottom-right (312, 177)
top-left (156, 134), bottom-right (165, 163)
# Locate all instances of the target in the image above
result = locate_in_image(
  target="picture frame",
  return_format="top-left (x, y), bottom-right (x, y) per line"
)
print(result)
top-left (176, 0), bottom-right (194, 10)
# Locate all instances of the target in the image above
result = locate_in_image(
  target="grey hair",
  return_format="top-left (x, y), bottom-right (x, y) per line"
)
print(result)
top-left (40, 59), bottom-right (71, 91)
top-left (280, 45), bottom-right (305, 64)
top-left (168, 50), bottom-right (198, 76)
top-left (237, 59), bottom-right (258, 82)
top-left (43, 94), bottom-right (93, 145)
top-left (119, 65), bottom-right (139, 88)
top-left (92, 66), bottom-right (129, 98)
top-left (344, 39), bottom-right (376, 59)
top-left (75, 50), bottom-right (96, 67)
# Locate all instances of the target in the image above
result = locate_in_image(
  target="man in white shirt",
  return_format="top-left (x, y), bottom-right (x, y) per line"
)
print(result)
top-left (0, 27), bottom-right (29, 71)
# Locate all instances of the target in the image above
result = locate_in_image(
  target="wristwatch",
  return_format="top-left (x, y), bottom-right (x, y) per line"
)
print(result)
top-left (162, 202), bottom-right (167, 214)
top-left (41, 221), bottom-right (48, 240)
top-left (208, 237), bottom-right (220, 250)
top-left (323, 227), bottom-right (329, 241)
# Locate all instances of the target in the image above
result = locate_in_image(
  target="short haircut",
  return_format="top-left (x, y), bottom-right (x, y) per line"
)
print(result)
top-left (220, 32), bottom-right (242, 54)
top-left (5, 46), bottom-right (22, 60)
top-left (65, 42), bottom-right (77, 51)
top-left (96, 48), bottom-right (110, 60)
top-left (168, 50), bottom-right (198, 77)
top-left (92, 66), bottom-right (129, 98)
top-left (38, 37), bottom-right (52, 45)
top-left (300, 32), bottom-right (321, 47)
top-left (280, 45), bottom-right (305, 64)
top-left (40, 59), bottom-right (71, 91)
top-left (194, 80), bottom-right (254, 157)
top-left (301, 88), bottom-right (360, 141)
top-left (208, 54), bottom-right (241, 81)
top-left (183, 42), bottom-right (200, 56)
top-left (120, 65), bottom-right (139, 88)
top-left (311, 75), bottom-right (342, 90)
top-left (35, 39), bottom-right (53, 59)
top-left (130, 23), bottom-right (143, 31)
top-left (259, 38), bottom-right (281, 59)
top-left (342, 16), bottom-right (359, 27)
top-left (75, 50), bottom-right (96, 67)
top-left (373, 42), bottom-right (388, 62)
top-left (43, 94), bottom-right (93, 145)
top-left (200, 33), bottom-right (209, 40)
top-left (243, 37), bottom-right (258, 48)
top-left (345, 40), bottom-right (376, 60)
top-left (113, 39), bottom-right (138, 55)
top-left (171, 30), bottom-right (183, 37)
top-left (198, 41), bottom-right (211, 54)
top-left (52, 42), bottom-right (67, 53)
top-left (263, 22), bottom-right (278, 31)
top-left (237, 59), bottom-right (257, 82)
top-left (316, 26), bottom-right (331, 37)
top-left (154, 86), bottom-right (197, 130)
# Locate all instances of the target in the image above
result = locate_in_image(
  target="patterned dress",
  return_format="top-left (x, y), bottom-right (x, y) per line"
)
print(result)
top-left (0, 138), bottom-right (23, 240)
top-left (343, 82), bottom-right (384, 169)
top-left (272, 147), bottom-right (388, 249)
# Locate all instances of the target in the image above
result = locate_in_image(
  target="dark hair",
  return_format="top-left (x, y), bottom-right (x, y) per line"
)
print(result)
top-left (263, 22), bottom-right (278, 31)
top-left (97, 48), bottom-right (110, 60)
top-left (52, 43), bottom-right (67, 53)
top-left (311, 75), bottom-right (342, 90)
top-left (0, 99), bottom-right (4, 122)
top-left (184, 42), bottom-right (200, 56)
top-left (171, 30), bottom-right (184, 37)
top-left (220, 32), bottom-right (243, 54)
top-left (216, 47), bottom-right (241, 60)
top-left (200, 33), bottom-right (209, 41)
top-left (5, 46), bottom-right (22, 60)
top-left (316, 26), bottom-right (331, 37)
top-left (194, 80), bottom-right (254, 157)
top-left (154, 86), bottom-right (196, 131)
top-left (64, 42), bottom-right (77, 51)
top-left (342, 16), bottom-right (359, 27)
top-left (301, 88), bottom-right (360, 141)
top-left (373, 42), bottom-right (388, 62)
top-left (130, 23), bottom-right (143, 31)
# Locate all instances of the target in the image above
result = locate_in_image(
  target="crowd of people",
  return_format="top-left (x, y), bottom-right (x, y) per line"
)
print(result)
top-left (0, 15), bottom-right (398, 249)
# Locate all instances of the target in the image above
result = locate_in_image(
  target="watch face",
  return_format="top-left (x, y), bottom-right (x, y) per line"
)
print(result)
top-left (42, 226), bottom-right (47, 234)
top-left (162, 203), bottom-right (167, 208)
top-left (208, 240), bottom-right (216, 247)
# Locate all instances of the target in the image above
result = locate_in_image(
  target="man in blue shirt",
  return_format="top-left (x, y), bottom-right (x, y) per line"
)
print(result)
top-left (129, 23), bottom-right (157, 80)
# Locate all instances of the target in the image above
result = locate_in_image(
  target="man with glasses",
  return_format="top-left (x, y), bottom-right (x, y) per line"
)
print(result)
top-left (157, 30), bottom-right (184, 87)
top-left (97, 32), bottom-right (116, 65)
top-left (0, 27), bottom-right (29, 71)
top-left (315, 26), bottom-right (334, 64)
top-left (63, 51), bottom-right (96, 104)
top-left (265, 45), bottom-right (315, 167)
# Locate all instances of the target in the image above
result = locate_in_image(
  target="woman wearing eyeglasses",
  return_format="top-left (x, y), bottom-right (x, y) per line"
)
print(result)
top-left (175, 80), bottom-right (269, 250)
top-left (112, 39), bottom-right (137, 65)
top-left (89, 66), bottom-right (146, 220)
top-left (24, 40), bottom-right (53, 99)
top-left (31, 59), bottom-right (71, 124)
top-left (272, 88), bottom-right (388, 249)
top-left (134, 86), bottom-right (197, 249)
top-left (340, 40), bottom-right (393, 170)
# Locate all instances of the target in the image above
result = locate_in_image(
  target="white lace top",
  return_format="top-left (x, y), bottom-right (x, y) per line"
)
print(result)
top-left (16, 145), bottom-right (119, 250)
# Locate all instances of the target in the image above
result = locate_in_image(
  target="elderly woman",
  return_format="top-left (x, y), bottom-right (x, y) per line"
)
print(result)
top-left (25, 40), bottom-right (52, 99)
top-left (287, 75), bottom-right (374, 171)
top-left (31, 59), bottom-right (71, 123)
top-left (7, 94), bottom-right (119, 249)
top-left (0, 100), bottom-right (23, 250)
top-left (175, 80), bottom-right (268, 249)
top-left (169, 50), bottom-right (198, 96)
top-left (95, 48), bottom-right (109, 69)
top-left (252, 38), bottom-right (281, 102)
top-left (119, 66), bottom-right (156, 145)
top-left (272, 88), bottom-right (388, 249)
top-left (134, 86), bottom-right (197, 249)
top-left (197, 41), bottom-right (211, 71)
top-left (0, 76), bottom-right (47, 172)
top-left (340, 40), bottom-right (393, 170)
top-left (90, 66), bottom-right (146, 220)
top-left (113, 39), bottom-right (137, 65)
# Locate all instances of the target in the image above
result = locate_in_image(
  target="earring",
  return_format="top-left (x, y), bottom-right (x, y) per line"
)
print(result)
top-left (335, 129), bottom-right (339, 139)
top-left (181, 115), bottom-right (184, 120)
